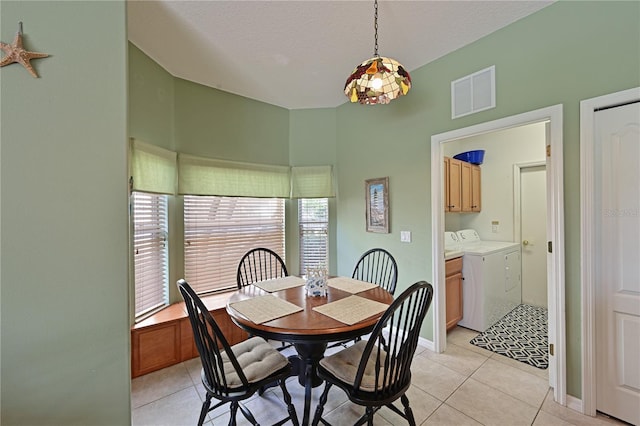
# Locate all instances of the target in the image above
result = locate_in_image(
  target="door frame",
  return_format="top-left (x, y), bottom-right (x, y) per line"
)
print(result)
top-left (431, 104), bottom-right (565, 404)
top-left (580, 86), bottom-right (640, 416)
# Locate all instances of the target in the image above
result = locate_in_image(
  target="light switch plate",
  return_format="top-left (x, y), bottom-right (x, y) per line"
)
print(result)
top-left (401, 231), bottom-right (412, 243)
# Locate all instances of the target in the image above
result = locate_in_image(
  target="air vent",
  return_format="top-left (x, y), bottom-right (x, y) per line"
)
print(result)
top-left (451, 65), bottom-right (496, 119)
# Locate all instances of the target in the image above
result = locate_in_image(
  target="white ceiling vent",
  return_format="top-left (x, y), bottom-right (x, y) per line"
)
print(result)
top-left (451, 65), bottom-right (496, 119)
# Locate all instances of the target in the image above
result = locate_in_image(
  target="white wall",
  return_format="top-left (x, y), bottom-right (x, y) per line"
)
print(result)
top-left (444, 122), bottom-right (546, 241)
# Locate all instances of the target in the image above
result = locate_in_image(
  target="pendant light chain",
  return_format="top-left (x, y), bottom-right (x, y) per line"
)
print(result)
top-left (373, 0), bottom-right (379, 57)
top-left (344, 0), bottom-right (411, 104)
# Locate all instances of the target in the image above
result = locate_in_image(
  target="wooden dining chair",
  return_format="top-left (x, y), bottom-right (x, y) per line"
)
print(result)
top-left (236, 247), bottom-right (288, 289)
top-left (177, 279), bottom-right (299, 426)
top-left (327, 248), bottom-right (399, 350)
top-left (236, 247), bottom-right (293, 352)
top-left (352, 248), bottom-right (398, 295)
top-left (311, 281), bottom-right (434, 426)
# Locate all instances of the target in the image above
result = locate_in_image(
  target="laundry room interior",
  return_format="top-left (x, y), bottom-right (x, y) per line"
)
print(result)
top-left (443, 120), bottom-right (550, 370)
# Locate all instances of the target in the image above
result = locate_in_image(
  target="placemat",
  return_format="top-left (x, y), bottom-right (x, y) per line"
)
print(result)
top-left (327, 277), bottom-right (378, 294)
top-left (229, 295), bottom-right (303, 324)
top-left (313, 295), bottom-right (389, 325)
top-left (252, 276), bottom-right (306, 292)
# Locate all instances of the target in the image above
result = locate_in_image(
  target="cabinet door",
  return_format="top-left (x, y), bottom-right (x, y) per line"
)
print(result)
top-left (471, 165), bottom-right (481, 212)
top-left (446, 272), bottom-right (464, 330)
top-left (447, 158), bottom-right (462, 212)
top-left (461, 161), bottom-right (473, 211)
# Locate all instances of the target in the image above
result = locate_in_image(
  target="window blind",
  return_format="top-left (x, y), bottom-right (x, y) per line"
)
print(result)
top-left (184, 195), bottom-right (285, 294)
top-left (132, 192), bottom-right (169, 318)
top-left (130, 138), bottom-right (177, 195)
top-left (299, 198), bottom-right (329, 273)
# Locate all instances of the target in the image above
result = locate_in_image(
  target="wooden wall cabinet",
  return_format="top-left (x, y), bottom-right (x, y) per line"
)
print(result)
top-left (444, 157), bottom-right (462, 212)
top-left (445, 256), bottom-right (464, 331)
top-left (445, 157), bottom-right (481, 212)
top-left (131, 297), bottom-right (248, 378)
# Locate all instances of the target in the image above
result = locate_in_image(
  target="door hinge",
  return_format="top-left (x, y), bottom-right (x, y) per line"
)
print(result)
top-left (549, 343), bottom-right (554, 356)
top-left (548, 241), bottom-right (552, 253)
top-left (546, 145), bottom-right (551, 157)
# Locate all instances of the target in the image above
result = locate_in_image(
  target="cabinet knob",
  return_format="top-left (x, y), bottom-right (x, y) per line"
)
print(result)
top-left (523, 240), bottom-right (530, 246)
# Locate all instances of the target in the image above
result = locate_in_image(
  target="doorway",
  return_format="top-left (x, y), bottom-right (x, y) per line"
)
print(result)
top-left (581, 87), bottom-right (640, 422)
top-left (431, 104), bottom-right (566, 404)
top-left (515, 163), bottom-right (548, 308)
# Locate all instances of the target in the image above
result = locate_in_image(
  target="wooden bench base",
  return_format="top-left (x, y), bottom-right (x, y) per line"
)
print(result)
top-left (131, 292), bottom-right (247, 378)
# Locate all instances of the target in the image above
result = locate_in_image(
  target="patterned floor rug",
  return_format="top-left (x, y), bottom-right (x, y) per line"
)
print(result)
top-left (470, 304), bottom-right (548, 369)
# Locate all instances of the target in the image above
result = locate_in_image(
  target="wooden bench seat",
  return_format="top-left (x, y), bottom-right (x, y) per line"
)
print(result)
top-left (131, 292), bottom-right (248, 378)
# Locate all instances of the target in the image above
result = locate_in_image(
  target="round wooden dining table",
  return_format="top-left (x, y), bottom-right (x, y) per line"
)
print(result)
top-left (226, 282), bottom-right (393, 426)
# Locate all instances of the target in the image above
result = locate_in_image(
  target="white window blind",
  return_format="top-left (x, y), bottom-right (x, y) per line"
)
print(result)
top-left (299, 198), bottom-right (329, 273)
top-left (184, 196), bottom-right (285, 294)
top-left (132, 192), bottom-right (169, 319)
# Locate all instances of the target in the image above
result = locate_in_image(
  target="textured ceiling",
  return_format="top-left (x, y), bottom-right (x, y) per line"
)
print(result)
top-left (127, 1), bottom-right (554, 110)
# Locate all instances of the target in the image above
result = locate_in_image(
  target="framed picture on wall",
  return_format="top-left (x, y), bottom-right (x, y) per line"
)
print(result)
top-left (365, 177), bottom-right (389, 233)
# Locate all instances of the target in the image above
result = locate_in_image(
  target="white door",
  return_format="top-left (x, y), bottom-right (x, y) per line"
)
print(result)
top-left (595, 101), bottom-right (640, 425)
top-left (520, 165), bottom-right (547, 307)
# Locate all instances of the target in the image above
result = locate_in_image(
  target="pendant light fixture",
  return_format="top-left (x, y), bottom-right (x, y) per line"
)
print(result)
top-left (344, 0), bottom-right (411, 105)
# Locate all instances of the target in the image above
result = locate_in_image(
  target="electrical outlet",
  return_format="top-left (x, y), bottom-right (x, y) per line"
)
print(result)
top-left (492, 221), bottom-right (499, 233)
top-left (400, 231), bottom-right (412, 243)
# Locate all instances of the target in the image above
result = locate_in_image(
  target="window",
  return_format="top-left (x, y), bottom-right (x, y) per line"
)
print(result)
top-left (299, 198), bottom-right (329, 273)
top-left (184, 195), bottom-right (285, 294)
top-left (132, 192), bottom-right (169, 318)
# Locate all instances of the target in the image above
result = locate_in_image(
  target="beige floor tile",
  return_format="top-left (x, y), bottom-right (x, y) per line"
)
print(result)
top-left (132, 386), bottom-right (204, 426)
top-left (410, 354), bottom-right (467, 401)
top-left (446, 327), bottom-right (493, 356)
top-left (420, 341), bottom-right (490, 376)
top-left (447, 378), bottom-right (538, 426)
top-left (540, 391), bottom-right (628, 426)
top-left (131, 363), bottom-right (194, 409)
top-left (471, 358), bottom-right (550, 408)
top-left (377, 385), bottom-right (441, 425)
top-left (321, 401), bottom-right (392, 426)
top-left (533, 410), bottom-right (575, 425)
top-left (211, 389), bottom-right (298, 426)
top-left (423, 403), bottom-right (482, 426)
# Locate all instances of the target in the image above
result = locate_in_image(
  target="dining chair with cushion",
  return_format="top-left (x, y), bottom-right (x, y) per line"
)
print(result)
top-left (327, 248), bottom-right (399, 350)
top-left (236, 247), bottom-right (289, 289)
top-left (177, 279), bottom-right (299, 426)
top-left (311, 281), bottom-right (434, 426)
top-left (352, 248), bottom-right (398, 295)
top-left (236, 247), bottom-right (293, 352)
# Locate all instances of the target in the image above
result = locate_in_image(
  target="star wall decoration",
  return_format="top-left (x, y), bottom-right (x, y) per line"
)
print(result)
top-left (1, 23), bottom-right (49, 78)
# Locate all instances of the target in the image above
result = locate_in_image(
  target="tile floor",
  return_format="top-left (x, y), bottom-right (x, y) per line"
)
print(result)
top-left (131, 327), bottom-right (625, 426)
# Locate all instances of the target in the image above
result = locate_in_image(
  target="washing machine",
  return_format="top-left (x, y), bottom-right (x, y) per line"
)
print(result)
top-left (455, 229), bottom-right (521, 332)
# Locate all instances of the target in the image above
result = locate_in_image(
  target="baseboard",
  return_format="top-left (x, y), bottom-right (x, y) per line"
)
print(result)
top-left (419, 336), bottom-right (435, 352)
top-left (566, 394), bottom-right (583, 414)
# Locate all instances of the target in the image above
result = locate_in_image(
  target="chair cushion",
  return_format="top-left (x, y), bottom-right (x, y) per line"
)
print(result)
top-left (319, 340), bottom-right (387, 392)
top-left (221, 337), bottom-right (289, 389)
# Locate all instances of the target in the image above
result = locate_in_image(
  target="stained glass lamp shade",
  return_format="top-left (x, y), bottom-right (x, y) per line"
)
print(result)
top-left (344, 56), bottom-right (411, 105)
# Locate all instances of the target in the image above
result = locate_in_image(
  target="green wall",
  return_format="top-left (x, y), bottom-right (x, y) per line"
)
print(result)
top-left (128, 44), bottom-right (175, 151)
top-left (1, 1), bottom-right (130, 424)
top-left (334, 0), bottom-right (640, 398)
top-left (174, 78), bottom-right (290, 164)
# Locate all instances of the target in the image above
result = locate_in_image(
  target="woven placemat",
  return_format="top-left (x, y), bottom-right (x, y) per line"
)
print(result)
top-left (252, 276), bottom-right (305, 292)
top-left (229, 295), bottom-right (303, 324)
top-left (313, 295), bottom-right (389, 325)
top-left (327, 277), bottom-right (378, 294)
